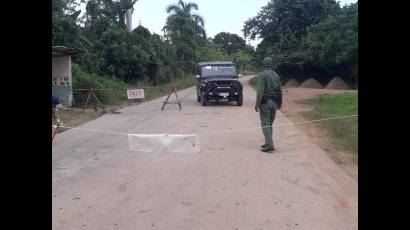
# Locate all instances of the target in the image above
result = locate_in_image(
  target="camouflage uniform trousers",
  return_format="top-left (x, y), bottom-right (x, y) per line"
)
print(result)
top-left (259, 99), bottom-right (277, 148)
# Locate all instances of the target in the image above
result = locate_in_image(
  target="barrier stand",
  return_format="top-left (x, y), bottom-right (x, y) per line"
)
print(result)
top-left (161, 84), bottom-right (182, 111)
top-left (83, 88), bottom-right (105, 112)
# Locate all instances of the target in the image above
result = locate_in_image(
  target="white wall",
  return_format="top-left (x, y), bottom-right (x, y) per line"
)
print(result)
top-left (52, 55), bottom-right (72, 106)
top-left (52, 56), bottom-right (71, 86)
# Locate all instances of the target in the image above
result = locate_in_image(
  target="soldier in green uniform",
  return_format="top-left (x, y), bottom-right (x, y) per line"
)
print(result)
top-left (254, 57), bottom-right (283, 153)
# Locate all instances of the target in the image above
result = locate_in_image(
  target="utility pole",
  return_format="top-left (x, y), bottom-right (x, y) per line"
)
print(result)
top-left (125, 0), bottom-right (138, 32)
top-left (126, 8), bottom-right (133, 32)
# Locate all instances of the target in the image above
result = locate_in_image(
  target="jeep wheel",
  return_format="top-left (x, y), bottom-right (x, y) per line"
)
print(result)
top-left (237, 93), bottom-right (243, 106)
top-left (201, 94), bottom-right (208, 106)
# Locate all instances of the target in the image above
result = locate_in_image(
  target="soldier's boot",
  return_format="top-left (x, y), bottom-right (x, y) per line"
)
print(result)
top-left (261, 145), bottom-right (275, 153)
top-left (261, 144), bottom-right (276, 149)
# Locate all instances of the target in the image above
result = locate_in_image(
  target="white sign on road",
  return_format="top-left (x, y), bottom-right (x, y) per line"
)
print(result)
top-left (127, 89), bottom-right (145, 99)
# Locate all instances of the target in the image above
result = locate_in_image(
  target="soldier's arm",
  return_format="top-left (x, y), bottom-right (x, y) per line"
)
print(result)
top-left (256, 74), bottom-right (265, 107)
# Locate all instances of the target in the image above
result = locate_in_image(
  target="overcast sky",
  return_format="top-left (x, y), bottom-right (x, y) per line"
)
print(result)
top-left (78, 0), bottom-right (357, 47)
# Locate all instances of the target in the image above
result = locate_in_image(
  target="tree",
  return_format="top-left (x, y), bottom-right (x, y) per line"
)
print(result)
top-left (104, 0), bottom-right (138, 28)
top-left (195, 42), bottom-right (231, 62)
top-left (163, 0), bottom-right (206, 62)
top-left (52, 0), bottom-right (82, 47)
top-left (165, 0), bottom-right (205, 35)
top-left (213, 32), bottom-right (247, 55)
top-left (243, 0), bottom-right (341, 65)
top-left (84, 0), bottom-right (138, 33)
top-left (301, 3), bottom-right (358, 84)
top-left (242, 0), bottom-right (358, 86)
top-left (233, 50), bottom-right (252, 74)
top-left (243, 0), bottom-right (340, 40)
top-left (53, 0), bottom-right (249, 91)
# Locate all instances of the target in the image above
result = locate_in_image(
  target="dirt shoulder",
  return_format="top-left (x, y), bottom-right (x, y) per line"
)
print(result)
top-left (280, 87), bottom-right (358, 181)
top-left (54, 101), bottom-right (142, 129)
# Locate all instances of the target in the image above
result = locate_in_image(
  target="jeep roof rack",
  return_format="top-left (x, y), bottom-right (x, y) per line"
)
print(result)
top-left (197, 61), bottom-right (234, 66)
top-left (197, 61), bottom-right (235, 74)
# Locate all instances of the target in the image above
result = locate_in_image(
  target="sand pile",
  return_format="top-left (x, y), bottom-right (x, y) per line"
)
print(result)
top-left (299, 78), bottom-right (324, 89)
top-left (325, 77), bottom-right (352, 90)
top-left (283, 79), bottom-right (300, 88)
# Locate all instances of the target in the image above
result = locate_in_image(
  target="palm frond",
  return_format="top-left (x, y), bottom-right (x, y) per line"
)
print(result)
top-left (166, 4), bottom-right (180, 14)
top-left (186, 3), bottom-right (198, 11)
top-left (192, 14), bottom-right (204, 27)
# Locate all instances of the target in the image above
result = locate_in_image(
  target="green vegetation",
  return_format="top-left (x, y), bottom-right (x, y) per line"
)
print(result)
top-left (244, 0), bottom-right (357, 87)
top-left (299, 92), bottom-right (358, 156)
top-left (71, 63), bottom-right (196, 106)
top-left (53, 0), bottom-right (357, 106)
top-left (52, 0), bottom-right (257, 107)
top-left (52, 0), bottom-right (255, 96)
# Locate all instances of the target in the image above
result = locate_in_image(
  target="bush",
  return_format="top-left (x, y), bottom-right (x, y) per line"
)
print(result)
top-left (72, 63), bottom-right (130, 106)
top-left (71, 63), bottom-right (197, 107)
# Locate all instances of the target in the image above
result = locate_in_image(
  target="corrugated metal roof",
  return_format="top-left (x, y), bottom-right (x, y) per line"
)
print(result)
top-left (52, 46), bottom-right (84, 57)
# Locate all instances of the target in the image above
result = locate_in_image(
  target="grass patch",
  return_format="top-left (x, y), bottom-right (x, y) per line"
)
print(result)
top-left (56, 109), bottom-right (106, 128)
top-left (298, 92), bottom-right (358, 157)
top-left (132, 74), bottom-right (197, 101)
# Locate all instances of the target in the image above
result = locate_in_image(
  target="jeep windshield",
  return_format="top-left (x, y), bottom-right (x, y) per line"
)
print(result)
top-left (200, 65), bottom-right (236, 77)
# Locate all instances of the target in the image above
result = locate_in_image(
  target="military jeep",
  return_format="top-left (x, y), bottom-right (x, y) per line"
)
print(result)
top-left (195, 61), bottom-right (243, 106)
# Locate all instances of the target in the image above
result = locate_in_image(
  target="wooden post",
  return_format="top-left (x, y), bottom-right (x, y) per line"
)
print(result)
top-left (82, 88), bottom-right (105, 111)
top-left (161, 86), bottom-right (182, 111)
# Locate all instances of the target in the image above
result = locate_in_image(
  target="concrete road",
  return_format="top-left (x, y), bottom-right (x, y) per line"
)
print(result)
top-left (52, 76), bottom-right (357, 230)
